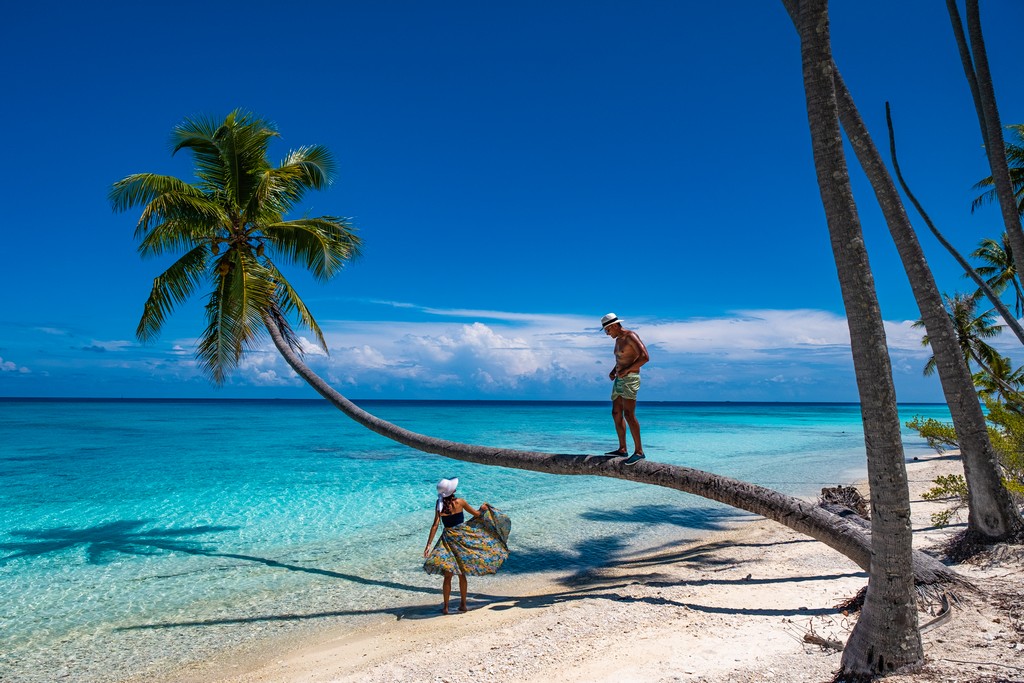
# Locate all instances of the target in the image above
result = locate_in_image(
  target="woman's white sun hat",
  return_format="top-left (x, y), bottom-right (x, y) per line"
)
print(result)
top-left (601, 313), bottom-right (623, 329)
top-left (436, 477), bottom-right (459, 511)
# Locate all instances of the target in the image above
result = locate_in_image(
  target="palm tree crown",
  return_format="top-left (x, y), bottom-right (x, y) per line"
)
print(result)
top-left (110, 111), bottom-right (361, 384)
top-left (915, 292), bottom-right (1003, 377)
top-left (972, 123), bottom-right (1024, 215)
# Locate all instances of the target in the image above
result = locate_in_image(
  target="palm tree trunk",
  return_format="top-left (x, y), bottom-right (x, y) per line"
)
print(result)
top-left (781, 0), bottom-right (1023, 544)
top-left (261, 310), bottom-right (959, 587)
top-left (880, 110), bottom-right (1022, 537)
top-left (795, 0), bottom-right (923, 676)
top-left (949, 0), bottom-right (1024, 294)
top-left (886, 106), bottom-right (1024, 347)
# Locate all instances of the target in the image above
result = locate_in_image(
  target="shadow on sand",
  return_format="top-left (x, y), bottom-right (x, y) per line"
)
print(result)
top-left (2, 501), bottom-right (856, 631)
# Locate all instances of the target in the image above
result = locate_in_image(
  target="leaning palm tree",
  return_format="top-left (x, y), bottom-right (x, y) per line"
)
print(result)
top-left (112, 112), bottom-right (959, 599)
top-left (110, 110), bottom-right (362, 385)
top-left (969, 233), bottom-right (1024, 316)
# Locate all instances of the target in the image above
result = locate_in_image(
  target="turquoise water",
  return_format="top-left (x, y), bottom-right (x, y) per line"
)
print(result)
top-left (0, 399), bottom-right (951, 681)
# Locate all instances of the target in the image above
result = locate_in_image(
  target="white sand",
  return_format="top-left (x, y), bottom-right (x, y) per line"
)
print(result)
top-left (153, 454), bottom-right (1024, 683)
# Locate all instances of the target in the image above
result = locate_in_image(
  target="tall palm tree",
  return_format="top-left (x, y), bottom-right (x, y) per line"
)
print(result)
top-left (112, 112), bottom-right (958, 592)
top-left (970, 233), bottom-right (1024, 316)
top-left (972, 124), bottom-right (1024, 215)
top-left (794, 0), bottom-right (922, 676)
top-left (785, 0), bottom-right (1023, 545)
top-left (110, 110), bottom-right (362, 384)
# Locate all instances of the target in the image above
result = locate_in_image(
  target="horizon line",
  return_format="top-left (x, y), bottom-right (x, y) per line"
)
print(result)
top-left (0, 396), bottom-right (948, 406)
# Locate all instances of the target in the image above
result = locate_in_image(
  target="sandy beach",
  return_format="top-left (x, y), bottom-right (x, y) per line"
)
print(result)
top-left (141, 453), bottom-right (1023, 683)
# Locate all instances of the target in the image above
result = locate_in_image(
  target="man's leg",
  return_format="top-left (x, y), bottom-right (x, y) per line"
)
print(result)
top-left (621, 398), bottom-right (643, 455)
top-left (458, 574), bottom-right (469, 612)
top-left (442, 572), bottom-right (453, 614)
top-left (608, 396), bottom-right (628, 454)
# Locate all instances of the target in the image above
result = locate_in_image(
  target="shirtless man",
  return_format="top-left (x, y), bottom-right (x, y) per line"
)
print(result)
top-left (600, 313), bottom-right (650, 465)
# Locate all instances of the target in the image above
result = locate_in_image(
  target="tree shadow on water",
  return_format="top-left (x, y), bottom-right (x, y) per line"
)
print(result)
top-left (0, 520), bottom-right (238, 565)
top-left (0, 520), bottom-right (435, 596)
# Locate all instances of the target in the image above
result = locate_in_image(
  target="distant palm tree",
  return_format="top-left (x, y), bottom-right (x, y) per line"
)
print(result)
top-left (915, 293), bottom-right (1004, 381)
top-left (110, 110), bottom-right (361, 384)
top-left (972, 124), bottom-right (1024, 215)
top-left (970, 233), bottom-right (1024, 316)
top-left (973, 353), bottom-right (1024, 406)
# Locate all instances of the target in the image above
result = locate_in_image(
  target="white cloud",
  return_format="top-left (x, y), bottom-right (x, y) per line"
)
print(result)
top-left (39, 303), bottom-right (944, 401)
top-left (0, 356), bottom-right (30, 374)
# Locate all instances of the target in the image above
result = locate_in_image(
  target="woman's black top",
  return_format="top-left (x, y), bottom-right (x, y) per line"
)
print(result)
top-left (441, 511), bottom-right (465, 528)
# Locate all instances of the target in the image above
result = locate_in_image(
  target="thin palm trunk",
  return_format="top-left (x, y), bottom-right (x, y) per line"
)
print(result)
top-left (880, 111), bottom-right (1022, 537)
top-left (887, 106), bottom-right (1024, 347)
top-left (949, 0), bottom-right (1024, 293)
top-left (795, 0), bottom-right (922, 676)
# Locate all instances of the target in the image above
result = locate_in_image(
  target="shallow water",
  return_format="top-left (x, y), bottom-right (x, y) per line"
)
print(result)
top-left (0, 399), bottom-right (950, 681)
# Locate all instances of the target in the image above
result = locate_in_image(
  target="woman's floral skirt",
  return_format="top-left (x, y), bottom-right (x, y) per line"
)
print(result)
top-left (424, 508), bottom-right (511, 576)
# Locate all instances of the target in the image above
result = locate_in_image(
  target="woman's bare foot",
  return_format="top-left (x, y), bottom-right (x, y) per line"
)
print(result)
top-left (441, 605), bottom-right (449, 615)
top-left (458, 603), bottom-right (469, 613)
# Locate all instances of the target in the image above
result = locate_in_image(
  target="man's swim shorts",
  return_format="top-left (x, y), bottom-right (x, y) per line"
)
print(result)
top-left (611, 373), bottom-right (641, 401)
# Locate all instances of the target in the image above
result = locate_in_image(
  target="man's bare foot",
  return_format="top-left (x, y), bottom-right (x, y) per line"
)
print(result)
top-left (441, 605), bottom-right (449, 615)
top-left (458, 604), bottom-right (469, 613)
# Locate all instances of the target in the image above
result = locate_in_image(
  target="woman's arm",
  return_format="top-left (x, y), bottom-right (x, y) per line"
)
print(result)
top-left (461, 499), bottom-right (489, 517)
top-left (423, 511), bottom-right (441, 557)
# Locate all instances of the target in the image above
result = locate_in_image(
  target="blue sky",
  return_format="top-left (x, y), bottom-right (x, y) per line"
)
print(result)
top-left (2, 1), bottom-right (1023, 402)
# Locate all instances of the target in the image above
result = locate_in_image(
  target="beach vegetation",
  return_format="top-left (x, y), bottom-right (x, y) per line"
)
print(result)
top-left (921, 475), bottom-right (969, 527)
top-left (909, 399), bottom-right (1024, 526)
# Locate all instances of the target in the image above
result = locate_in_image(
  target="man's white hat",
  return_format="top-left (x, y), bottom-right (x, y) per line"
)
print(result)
top-left (601, 313), bottom-right (623, 329)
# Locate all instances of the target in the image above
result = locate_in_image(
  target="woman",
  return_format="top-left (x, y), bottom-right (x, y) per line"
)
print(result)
top-left (423, 477), bottom-right (511, 614)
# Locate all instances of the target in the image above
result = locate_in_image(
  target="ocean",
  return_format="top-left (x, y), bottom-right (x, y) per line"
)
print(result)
top-left (0, 399), bottom-right (951, 682)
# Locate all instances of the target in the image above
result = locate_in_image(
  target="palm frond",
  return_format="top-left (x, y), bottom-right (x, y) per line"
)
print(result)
top-left (137, 220), bottom-right (218, 258)
top-left (135, 195), bottom-right (226, 242)
top-left (243, 145), bottom-right (336, 218)
top-left (171, 114), bottom-right (230, 193)
top-left (228, 250), bottom-right (278, 356)
top-left (136, 245), bottom-right (209, 342)
top-left (265, 261), bottom-right (327, 352)
top-left (110, 174), bottom-right (205, 212)
top-left (214, 112), bottom-right (278, 211)
top-left (196, 249), bottom-right (275, 384)
top-left (197, 267), bottom-right (242, 385)
top-left (110, 174), bottom-right (225, 240)
top-left (262, 217), bottom-right (361, 280)
top-left (280, 145), bottom-right (337, 190)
